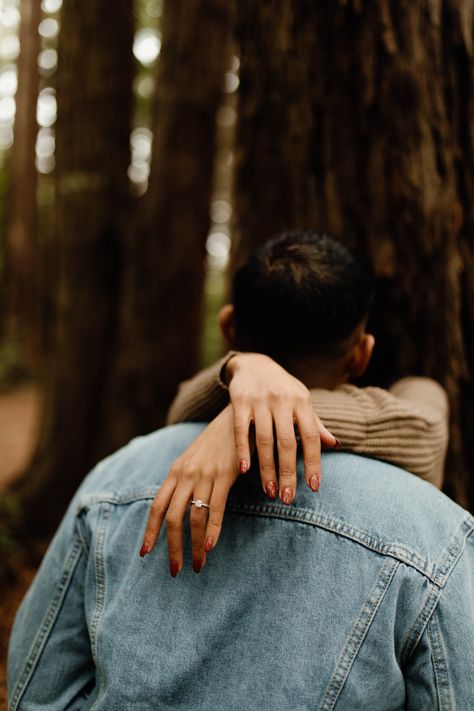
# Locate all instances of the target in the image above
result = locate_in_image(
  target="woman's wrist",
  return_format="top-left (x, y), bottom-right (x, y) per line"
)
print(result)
top-left (224, 352), bottom-right (274, 385)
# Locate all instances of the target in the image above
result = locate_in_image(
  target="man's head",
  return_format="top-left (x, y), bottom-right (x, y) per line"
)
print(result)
top-left (219, 230), bottom-right (375, 387)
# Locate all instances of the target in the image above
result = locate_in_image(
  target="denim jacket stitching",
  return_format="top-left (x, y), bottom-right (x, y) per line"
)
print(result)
top-left (319, 557), bottom-right (400, 710)
top-left (89, 503), bottom-right (110, 711)
top-left (400, 584), bottom-right (441, 666)
top-left (76, 510), bottom-right (90, 554)
top-left (227, 501), bottom-right (440, 583)
top-left (400, 523), bottom-right (474, 664)
top-left (9, 536), bottom-right (84, 710)
top-left (428, 613), bottom-right (453, 710)
top-left (432, 518), bottom-right (474, 586)
top-left (77, 489), bottom-right (159, 513)
top-left (76, 493), bottom-right (473, 588)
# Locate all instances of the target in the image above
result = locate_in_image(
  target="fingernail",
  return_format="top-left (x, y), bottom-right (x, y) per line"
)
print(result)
top-left (309, 475), bottom-right (319, 492)
top-left (170, 561), bottom-right (179, 577)
top-left (204, 537), bottom-right (214, 553)
top-left (265, 481), bottom-right (277, 499)
top-left (139, 543), bottom-right (149, 558)
top-left (334, 439), bottom-right (342, 450)
top-left (239, 459), bottom-right (248, 474)
top-left (281, 486), bottom-right (293, 505)
top-left (192, 557), bottom-right (202, 574)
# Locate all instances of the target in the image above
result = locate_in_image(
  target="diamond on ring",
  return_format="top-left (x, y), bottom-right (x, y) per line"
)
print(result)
top-left (190, 499), bottom-right (210, 509)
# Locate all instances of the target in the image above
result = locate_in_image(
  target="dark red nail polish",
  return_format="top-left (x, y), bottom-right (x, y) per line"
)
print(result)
top-left (309, 475), bottom-right (319, 492)
top-left (265, 481), bottom-right (277, 499)
top-left (139, 543), bottom-right (149, 558)
top-left (334, 439), bottom-right (342, 450)
top-left (281, 486), bottom-right (293, 505)
top-left (170, 561), bottom-right (179, 577)
top-left (204, 537), bottom-right (214, 552)
top-left (192, 557), bottom-right (202, 574)
top-left (239, 459), bottom-right (248, 474)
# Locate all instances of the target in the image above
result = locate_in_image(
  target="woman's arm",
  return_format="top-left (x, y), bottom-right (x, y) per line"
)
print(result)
top-left (145, 354), bottom-right (448, 576)
top-left (166, 353), bottom-right (235, 424)
top-left (309, 380), bottom-right (448, 487)
top-left (142, 357), bottom-right (339, 573)
top-left (168, 353), bottom-right (449, 487)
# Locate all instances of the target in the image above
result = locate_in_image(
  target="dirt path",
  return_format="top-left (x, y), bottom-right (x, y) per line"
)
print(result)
top-left (0, 385), bottom-right (42, 491)
top-left (0, 385), bottom-right (42, 709)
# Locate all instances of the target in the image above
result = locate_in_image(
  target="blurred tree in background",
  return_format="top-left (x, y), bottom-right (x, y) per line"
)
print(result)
top-left (13, 0), bottom-right (135, 532)
top-left (5, 0), bottom-right (41, 368)
top-left (232, 0), bottom-right (474, 508)
top-left (104, 0), bottom-right (235, 455)
top-left (0, 0), bottom-right (472, 558)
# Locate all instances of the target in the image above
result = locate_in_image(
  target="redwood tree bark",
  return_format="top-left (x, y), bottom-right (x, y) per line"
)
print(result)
top-left (232, 0), bottom-right (474, 508)
top-left (5, 0), bottom-right (42, 365)
top-left (104, 0), bottom-right (235, 452)
top-left (13, 0), bottom-right (135, 533)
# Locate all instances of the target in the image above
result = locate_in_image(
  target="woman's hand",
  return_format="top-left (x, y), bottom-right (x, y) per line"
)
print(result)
top-left (140, 353), bottom-right (338, 576)
top-left (140, 405), bottom-right (239, 576)
top-left (225, 353), bottom-right (339, 505)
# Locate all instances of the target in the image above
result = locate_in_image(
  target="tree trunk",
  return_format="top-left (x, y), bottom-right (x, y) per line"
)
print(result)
top-left (233, 0), bottom-right (473, 509)
top-left (12, 0), bottom-right (135, 534)
top-left (5, 0), bottom-right (42, 366)
top-left (232, 0), bottom-right (320, 270)
top-left (103, 0), bottom-right (235, 452)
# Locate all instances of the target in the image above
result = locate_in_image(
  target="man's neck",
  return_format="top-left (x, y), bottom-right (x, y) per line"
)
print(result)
top-left (284, 360), bottom-right (347, 390)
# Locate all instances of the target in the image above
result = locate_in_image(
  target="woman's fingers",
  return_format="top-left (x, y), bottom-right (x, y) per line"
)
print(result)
top-left (140, 474), bottom-right (178, 556)
top-left (273, 407), bottom-right (298, 504)
top-left (316, 414), bottom-right (340, 450)
top-left (295, 403), bottom-right (322, 491)
top-left (203, 478), bottom-right (233, 553)
top-left (232, 402), bottom-right (252, 474)
top-left (165, 477), bottom-right (195, 577)
top-left (253, 407), bottom-right (278, 500)
top-left (189, 479), bottom-right (213, 574)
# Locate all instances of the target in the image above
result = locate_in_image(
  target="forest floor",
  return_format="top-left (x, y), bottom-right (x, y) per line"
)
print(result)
top-left (0, 385), bottom-right (42, 709)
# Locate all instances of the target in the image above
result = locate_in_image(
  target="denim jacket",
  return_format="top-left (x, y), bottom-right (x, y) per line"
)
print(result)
top-left (8, 424), bottom-right (474, 710)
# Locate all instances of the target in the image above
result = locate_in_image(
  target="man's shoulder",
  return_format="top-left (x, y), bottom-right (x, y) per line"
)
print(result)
top-left (76, 423), bottom-right (206, 504)
top-left (77, 424), bottom-right (473, 587)
top-left (306, 453), bottom-right (473, 585)
top-left (229, 450), bottom-right (473, 587)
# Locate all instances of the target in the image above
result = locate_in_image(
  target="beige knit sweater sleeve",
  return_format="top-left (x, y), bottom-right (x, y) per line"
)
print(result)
top-left (167, 354), bottom-right (449, 488)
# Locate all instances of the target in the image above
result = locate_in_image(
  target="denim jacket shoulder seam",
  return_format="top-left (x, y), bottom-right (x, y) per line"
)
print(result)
top-left (401, 523), bottom-right (474, 667)
top-left (432, 516), bottom-right (474, 586)
top-left (400, 583), bottom-right (441, 666)
top-left (9, 534), bottom-right (84, 710)
top-left (227, 501), bottom-right (440, 583)
top-left (89, 502), bottom-right (111, 711)
top-left (76, 510), bottom-right (90, 553)
top-left (428, 612), bottom-right (453, 710)
top-left (319, 558), bottom-right (400, 710)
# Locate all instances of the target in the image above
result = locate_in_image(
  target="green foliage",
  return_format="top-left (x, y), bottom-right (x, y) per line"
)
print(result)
top-left (201, 268), bottom-right (226, 367)
top-left (136, 0), bottom-right (163, 28)
top-left (0, 338), bottom-right (29, 391)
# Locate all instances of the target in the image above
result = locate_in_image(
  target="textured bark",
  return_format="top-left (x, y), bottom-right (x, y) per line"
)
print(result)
top-left (104, 0), bottom-right (235, 452)
top-left (5, 0), bottom-right (42, 364)
top-left (232, 0), bottom-right (319, 269)
top-left (13, 0), bottom-right (135, 533)
top-left (233, 0), bottom-right (474, 508)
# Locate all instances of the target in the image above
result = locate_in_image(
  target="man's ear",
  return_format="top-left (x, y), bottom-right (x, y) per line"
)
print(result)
top-left (347, 333), bottom-right (375, 378)
top-left (218, 304), bottom-right (236, 347)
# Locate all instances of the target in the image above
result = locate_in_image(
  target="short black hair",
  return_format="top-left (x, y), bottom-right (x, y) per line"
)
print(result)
top-left (232, 230), bottom-right (373, 361)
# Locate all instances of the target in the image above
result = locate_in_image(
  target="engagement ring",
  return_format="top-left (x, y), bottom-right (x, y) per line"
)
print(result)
top-left (190, 499), bottom-right (210, 509)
